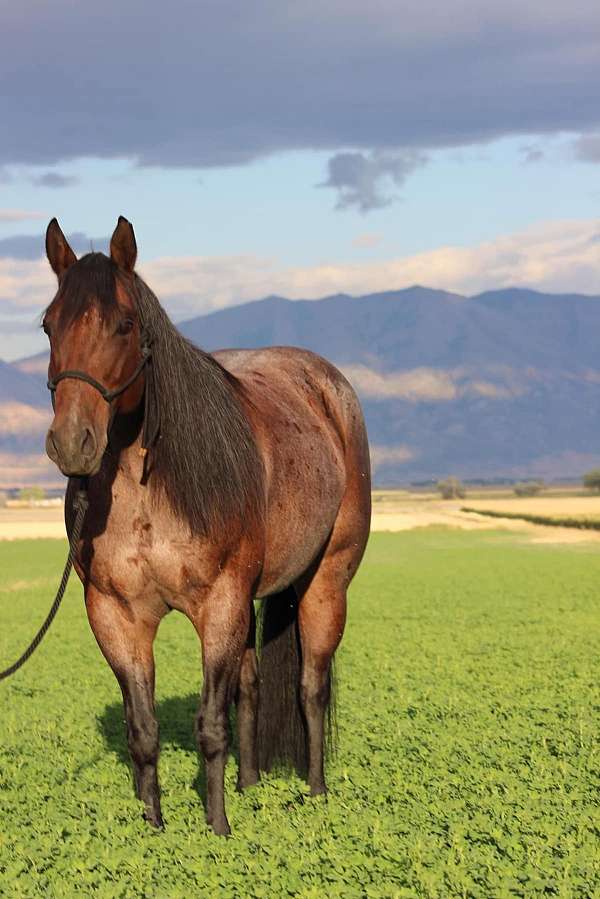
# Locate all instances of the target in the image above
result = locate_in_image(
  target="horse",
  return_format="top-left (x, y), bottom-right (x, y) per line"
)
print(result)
top-left (42, 216), bottom-right (371, 835)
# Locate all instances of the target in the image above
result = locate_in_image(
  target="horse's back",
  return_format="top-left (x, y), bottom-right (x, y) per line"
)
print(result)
top-left (213, 346), bottom-right (371, 594)
top-left (213, 345), bottom-right (369, 474)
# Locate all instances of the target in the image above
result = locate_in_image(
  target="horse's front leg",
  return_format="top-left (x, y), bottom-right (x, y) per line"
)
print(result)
top-left (190, 585), bottom-right (251, 836)
top-left (85, 585), bottom-right (165, 827)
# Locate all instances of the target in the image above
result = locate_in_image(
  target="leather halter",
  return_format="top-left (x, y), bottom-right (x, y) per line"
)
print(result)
top-left (46, 328), bottom-right (160, 460)
top-left (47, 329), bottom-right (152, 410)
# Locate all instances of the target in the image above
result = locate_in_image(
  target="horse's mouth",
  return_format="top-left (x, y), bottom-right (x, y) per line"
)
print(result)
top-left (45, 427), bottom-right (106, 478)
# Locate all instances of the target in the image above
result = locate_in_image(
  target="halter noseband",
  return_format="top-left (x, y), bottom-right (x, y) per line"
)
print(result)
top-left (47, 330), bottom-right (152, 410)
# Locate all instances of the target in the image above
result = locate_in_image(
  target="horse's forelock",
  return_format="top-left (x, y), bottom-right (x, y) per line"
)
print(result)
top-left (46, 253), bottom-right (121, 331)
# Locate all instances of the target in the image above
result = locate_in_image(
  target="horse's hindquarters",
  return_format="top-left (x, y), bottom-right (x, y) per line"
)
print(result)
top-left (219, 346), bottom-right (371, 598)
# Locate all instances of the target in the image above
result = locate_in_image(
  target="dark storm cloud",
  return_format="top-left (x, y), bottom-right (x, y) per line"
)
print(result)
top-left (30, 172), bottom-right (78, 188)
top-left (0, 233), bottom-right (108, 260)
top-left (319, 151), bottom-right (427, 211)
top-left (2, 1), bottom-right (600, 169)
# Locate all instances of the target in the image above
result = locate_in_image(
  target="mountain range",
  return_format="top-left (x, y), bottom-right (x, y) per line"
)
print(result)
top-left (3, 285), bottom-right (600, 487)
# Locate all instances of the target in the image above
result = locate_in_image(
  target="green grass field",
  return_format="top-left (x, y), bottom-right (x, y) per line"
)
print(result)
top-left (1, 531), bottom-right (600, 897)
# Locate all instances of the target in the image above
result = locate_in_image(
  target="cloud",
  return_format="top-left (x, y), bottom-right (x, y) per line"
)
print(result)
top-left (0, 209), bottom-right (45, 223)
top-left (2, 2), bottom-right (600, 169)
top-left (0, 259), bottom-right (54, 309)
top-left (137, 218), bottom-right (600, 311)
top-left (2, 217), bottom-right (600, 359)
top-left (0, 403), bottom-right (50, 436)
top-left (318, 151), bottom-right (427, 211)
top-left (30, 172), bottom-right (78, 189)
top-left (0, 232), bottom-right (109, 261)
top-left (573, 133), bottom-right (600, 162)
top-left (343, 366), bottom-right (457, 401)
top-left (370, 445), bottom-right (415, 468)
top-left (341, 365), bottom-right (521, 402)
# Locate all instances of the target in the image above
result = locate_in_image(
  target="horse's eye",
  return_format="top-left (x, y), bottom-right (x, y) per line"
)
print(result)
top-left (42, 321), bottom-right (51, 337)
top-left (117, 319), bottom-right (134, 336)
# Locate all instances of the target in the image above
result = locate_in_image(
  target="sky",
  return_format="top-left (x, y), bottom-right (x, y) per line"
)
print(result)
top-left (1, 0), bottom-right (600, 360)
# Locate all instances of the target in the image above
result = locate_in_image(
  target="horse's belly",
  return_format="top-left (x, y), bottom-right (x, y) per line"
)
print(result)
top-left (256, 457), bottom-right (345, 597)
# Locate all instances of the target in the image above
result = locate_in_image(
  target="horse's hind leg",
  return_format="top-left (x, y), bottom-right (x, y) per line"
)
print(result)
top-left (85, 586), bottom-right (164, 827)
top-left (295, 487), bottom-right (369, 795)
top-left (236, 603), bottom-right (259, 791)
top-left (296, 566), bottom-right (346, 796)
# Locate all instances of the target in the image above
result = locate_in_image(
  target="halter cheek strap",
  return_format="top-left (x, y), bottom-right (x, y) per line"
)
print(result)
top-left (46, 329), bottom-right (160, 457)
top-left (47, 328), bottom-right (151, 406)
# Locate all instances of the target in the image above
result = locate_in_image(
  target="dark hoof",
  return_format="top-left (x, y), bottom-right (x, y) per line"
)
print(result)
top-left (210, 818), bottom-right (231, 837)
top-left (309, 783), bottom-right (327, 798)
top-left (236, 772), bottom-right (260, 792)
top-left (144, 810), bottom-right (165, 830)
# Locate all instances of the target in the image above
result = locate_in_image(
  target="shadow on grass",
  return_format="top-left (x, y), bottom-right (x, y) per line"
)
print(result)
top-left (98, 694), bottom-right (241, 809)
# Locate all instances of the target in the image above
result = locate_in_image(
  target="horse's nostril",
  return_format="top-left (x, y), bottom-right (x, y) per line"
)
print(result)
top-left (48, 429), bottom-right (57, 453)
top-left (81, 428), bottom-right (96, 459)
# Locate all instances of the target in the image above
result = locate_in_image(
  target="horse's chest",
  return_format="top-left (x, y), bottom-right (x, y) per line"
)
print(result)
top-left (82, 504), bottom-right (217, 608)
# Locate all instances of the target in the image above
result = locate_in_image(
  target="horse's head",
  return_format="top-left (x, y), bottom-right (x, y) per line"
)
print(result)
top-left (43, 217), bottom-right (145, 477)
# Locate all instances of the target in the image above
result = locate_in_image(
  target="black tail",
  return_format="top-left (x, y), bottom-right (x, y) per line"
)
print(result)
top-left (256, 587), bottom-right (337, 776)
top-left (257, 587), bottom-right (307, 775)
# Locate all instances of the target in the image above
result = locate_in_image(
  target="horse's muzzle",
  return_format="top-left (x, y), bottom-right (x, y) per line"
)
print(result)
top-left (46, 423), bottom-right (104, 477)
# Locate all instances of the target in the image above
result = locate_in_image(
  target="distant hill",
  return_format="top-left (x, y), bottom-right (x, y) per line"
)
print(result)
top-left (4, 285), bottom-right (600, 486)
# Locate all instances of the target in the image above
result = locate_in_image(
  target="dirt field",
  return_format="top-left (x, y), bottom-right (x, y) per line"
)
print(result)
top-left (0, 506), bottom-right (66, 541)
top-left (3, 491), bottom-right (600, 544)
top-left (370, 495), bottom-right (600, 543)
top-left (462, 496), bottom-right (600, 517)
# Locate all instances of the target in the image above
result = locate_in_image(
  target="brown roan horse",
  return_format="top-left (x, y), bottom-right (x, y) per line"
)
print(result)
top-left (42, 217), bottom-right (371, 835)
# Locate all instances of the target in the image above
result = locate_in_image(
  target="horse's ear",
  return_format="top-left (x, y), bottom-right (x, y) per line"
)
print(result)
top-left (45, 219), bottom-right (77, 278)
top-left (110, 216), bottom-right (137, 273)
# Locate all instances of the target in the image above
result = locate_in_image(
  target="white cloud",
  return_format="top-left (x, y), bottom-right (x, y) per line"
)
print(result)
top-left (0, 403), bottom-right (51, 436)
top-left (0, 209), bottom-right (45, 223)
top-left (370, 445), bottom-right (415, 468)
top-left (2, 217), bottom-right (600, 356)
top-left (342, 365), bottom-right (522, 402)
top-left (0, 258), bottom-right (54, 309)
top-left (343, 366), bottom-right (457, 401)
top-left (139, 218), bottom-right (600, 313)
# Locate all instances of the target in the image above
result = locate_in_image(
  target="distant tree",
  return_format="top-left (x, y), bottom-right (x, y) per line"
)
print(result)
top-left (18, 486), bottom-right (46, 502)
top-left (514, 481), bottom-right (544, 497)
top-left (583, 469), bottom-right (600, 492)
top-left (436, 477), bottom-right (466, 500)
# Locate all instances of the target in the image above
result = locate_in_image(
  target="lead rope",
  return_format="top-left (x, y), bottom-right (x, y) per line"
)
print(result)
top-left (0, 485), bottom-right (89, 681)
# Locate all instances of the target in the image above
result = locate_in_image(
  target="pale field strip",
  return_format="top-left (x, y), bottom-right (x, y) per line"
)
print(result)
top-left (463, 496), bottom-right (600, 518)
top-left (2, 492), bottom-right (600, 544)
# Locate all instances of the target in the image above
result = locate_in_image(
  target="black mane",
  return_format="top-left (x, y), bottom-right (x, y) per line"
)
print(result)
top-left (51, 254), bottom-right (265, 537)
top-left (132, 274), bottom-right (265, 537)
